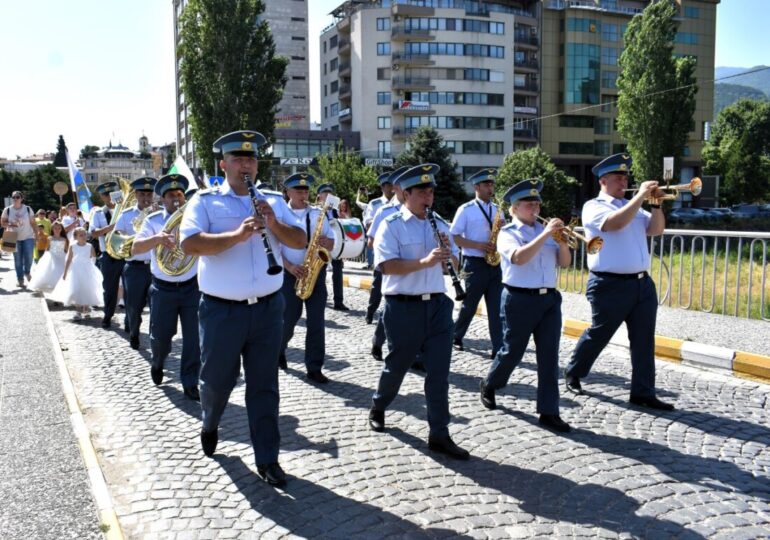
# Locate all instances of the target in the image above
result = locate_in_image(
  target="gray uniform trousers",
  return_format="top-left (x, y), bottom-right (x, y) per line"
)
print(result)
top-left (453, 256), bottom-right (503, 354)
top-left (280, 268), bottom-right (327, 373)
top-left (123, 261), bottom-right (152, 340)
top-left (366, 269), bottom-right (383, 322)
top-left (99, 253), bottom-right (125, 323)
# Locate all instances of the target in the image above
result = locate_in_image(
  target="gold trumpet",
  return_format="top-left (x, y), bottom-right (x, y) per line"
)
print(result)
top-left (534, 215), bottom-right (604, 255)
top-left (625, 177), bottom-right (702, 205)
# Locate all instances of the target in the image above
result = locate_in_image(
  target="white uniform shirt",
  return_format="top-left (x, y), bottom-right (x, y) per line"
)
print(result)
top-left (281, 205), bottom-right (334, 266)
top-left (498, 218), bottom-right (560, 288)
top-left (179, 181), bottom-right (302, 300)
top-left (136, 209), bottom-right (198, 282)
top-left (89, 206), bottom-right (113, 252)
top-left (582, 191), bottom-right (651, 273)
top-left (62, 214), bottom-right (84, 243)
top-left (374, 207), bottom-right (459, 296)
top-left (368, 201), bottom-right (401, 242)
top-left (115, 206), bottom-right (152, 262)
top-left (363, 195), bottom-right (391, 227)
top-left (449, 198), bottom-right (502, 258)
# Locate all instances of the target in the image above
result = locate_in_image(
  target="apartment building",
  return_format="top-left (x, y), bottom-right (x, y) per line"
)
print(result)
top-left (173, 0), bottom-right (310, 170)
top-left (320, 0), bottom-right (540, 183)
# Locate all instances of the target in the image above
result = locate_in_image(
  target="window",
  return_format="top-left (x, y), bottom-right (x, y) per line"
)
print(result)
top-left (594, 140), bottom-right (610, 156)
top-left (601, 23), bottom-right (618, 42)
top-left (330, 102), bottom-right (339, 116)
top-left (377, 92), bottom-right (391, 105)
top-left (324, 106), bottom-right (328, 119)
top-left (324, 84), bottom-right (327, 97)
top-left (323, 41), bottom-right (326, 54)
top-left (559, 115), bottom-right (594, 128)
top-left (330, 58), bottom-right (338, 71)
top-left (684, 6), bottom-right (699, 18)
top-left (291, 17), bottom-right (305, 22)
top-left (292, 36), bottom-right (305, 41)
top-left (601, 47), bottom-right (618, 66)
top-left (323, 62), bottom-right (327, 75)
top-left (330, 80), bottom-right (338, 93)
top-left (291, 55), bottom-right (306, 61)
top-left (565, 43), bottom-right (600, 104)
top-left (376, 17), bottom-right (391, 30)
top-left (594, 117), bottom-right (610, 135)
top-left (675, 32), bottom-right (699, 45)
top-left (377, 42), bottom-right (391, 55)
top-left (377, 67), bottom-right (391, 80)
top-left (378, 116), bottom-right (391, 129)
top-left (378, 141), bottom-right (391, 157)
top-left (601, 70), bottom-right (617, 89)
top-left (566, 18), bottom-right (600, 34)
top-left (559, 142), bottom-right (594, 155)
top-left (612, 143), bottom-right (627, 154)
top-left (329, 35), bottom-right (338, 48)
top-left (601, 94), bottom-right (615, 113)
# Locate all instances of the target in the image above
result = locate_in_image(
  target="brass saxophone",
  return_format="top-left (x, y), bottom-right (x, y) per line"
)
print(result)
top-left (485, 199), bottom-right (505, 267)
top-left (295, 203), bottom-right (331, 300)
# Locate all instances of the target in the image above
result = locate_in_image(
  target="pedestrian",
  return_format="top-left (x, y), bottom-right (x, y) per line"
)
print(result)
top-left (1, 190), bottom-right (39, 287)
top-left (180, 130), bottom-right (306, 487)
top-left (50, 227), bottom-right (103, 320)
top-left (29, 220), bottom-right (68, 293)
top-left (564, 153), bottom-right (673, 411)
top-left (479, 179), bottom-right (572, 433)
top-left (368, 163), bottom-right (470, 461)
top-left (61, 203), bottom-right (83, 242)
top-left (34, 209), bottom-right (52, 262)
top-left (337, 198), bottom-right (352, 219)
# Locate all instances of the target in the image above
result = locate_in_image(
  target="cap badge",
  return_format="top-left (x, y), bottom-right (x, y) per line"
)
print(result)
top-left (619, 164), bottom-right (627, 171)
top-left (421, 165), bottom-right (432, 171)
top-left (242, 142), bottom-right (252, 150)
top-left (243, 133), bottom-right (255, 139)
top-left (144, 183), bottom-right (151, 189)
top-left (420, 174), bottom-right (431, 183)
top-left (530, 180), bottom-right (538, 185)
top-left (299, 179), bottom-right (307, 186)
top-left (171, 181), bottom-right (178, 188)
top-left (622, 154), bottom-right (629, 160)
top-left (530, 188), bottom-right (539, 196)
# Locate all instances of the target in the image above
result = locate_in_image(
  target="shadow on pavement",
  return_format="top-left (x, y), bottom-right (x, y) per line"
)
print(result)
top-left (215, 454), bottom-right (472, 539)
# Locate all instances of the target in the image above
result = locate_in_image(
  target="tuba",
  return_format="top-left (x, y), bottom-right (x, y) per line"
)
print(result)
top-left (155, 201), bottom-right (197, 277)
top-left (105, 178), bottom-right (137, 259)
top-left (295, 203), bottom-right (331, 300)
top-left (485, 199), bottom-right (506, 267)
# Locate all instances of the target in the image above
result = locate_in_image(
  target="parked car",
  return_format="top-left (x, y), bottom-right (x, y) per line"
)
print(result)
top-left (728, 205), bottom-right (756, 219)
top-left (668, 208), bottom-right (709, 224)
top-left (703, 207), bottom-right (734, 221)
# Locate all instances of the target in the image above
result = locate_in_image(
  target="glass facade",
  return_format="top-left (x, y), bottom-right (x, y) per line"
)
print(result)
top-left (404, 42), bottom-right (505, 58)
top-left (403, 91), bottom-right (504, 105)
top-left (565, 43), bottom-right (600, 104)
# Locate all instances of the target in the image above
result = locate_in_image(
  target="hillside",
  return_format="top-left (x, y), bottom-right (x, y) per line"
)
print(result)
top-left (715, 65), bottom-right (770, 96)
top-left (714, 83), bottom-right (767, 116)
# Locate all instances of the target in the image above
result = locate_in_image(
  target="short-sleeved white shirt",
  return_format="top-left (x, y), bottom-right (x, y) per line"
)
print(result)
top-left (497, 218), bottom-right (559, 288)
top-left (449, 198), bottom-right (502, 258)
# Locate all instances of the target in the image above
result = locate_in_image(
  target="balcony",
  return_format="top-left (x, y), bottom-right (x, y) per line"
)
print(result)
top-left (391, 52), bottom-right (434, 67)
top-left (514, 34), bottom-right (539, 49)
top-left (391, 25), bottom-right (434, 42)
top-left (514, 82), bottom-right (539, 94)
top-left (336, 17), bottom-right (350, 34)
top-left (392, 100), bottom-right (435, 116)
top-left (392, 76), bottom-right (434, 91)
top-left (391, 2), bottom-right (434, 17)
top-left (338, 107), bottom-right (352, 122)
top-left (339, 61), bottom-right (351, 76)
top-left (338, 37), bottom-right (351, 55)
top-left (339, 83), bottom-right (352, 100)
top-left (514, 58), bottom-right (540, 72)
top-left (514, 128), bottom-right (538, 141)
top-left (392, 126), bottom-right (419, 139)
top-left (513, 7), bottom-right (538, 26)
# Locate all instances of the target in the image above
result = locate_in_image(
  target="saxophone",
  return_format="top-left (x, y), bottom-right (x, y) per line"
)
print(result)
top-left (485, 199), bottom-right (505, 267)
top-left (295, 203), bottom-right (331, 300)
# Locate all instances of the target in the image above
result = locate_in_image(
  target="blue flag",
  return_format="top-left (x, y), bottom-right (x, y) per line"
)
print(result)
top-left (65, 149), bottom-right (93, 215)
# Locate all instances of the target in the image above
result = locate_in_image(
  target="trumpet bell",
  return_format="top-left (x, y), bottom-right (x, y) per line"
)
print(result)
top-left (586, 237), bottom-right (604, 255)
top-left (689, 177), bottom-right (703, 196)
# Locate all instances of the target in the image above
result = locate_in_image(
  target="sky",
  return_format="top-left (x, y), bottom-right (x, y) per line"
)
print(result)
top-left (0, 0), bottom-right (766, 160)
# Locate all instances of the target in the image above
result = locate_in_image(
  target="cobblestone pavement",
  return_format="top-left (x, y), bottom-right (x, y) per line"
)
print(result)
top-left (48, 278), bottom-right (770, 539)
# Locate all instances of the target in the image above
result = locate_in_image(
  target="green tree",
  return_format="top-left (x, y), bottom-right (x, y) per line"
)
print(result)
top-left (703, 98), bottom-right (770, 204)
top-left (616, 0), bottom-right (697, 182)
top-left (395, 126), bottom-right (466, 219)
top-left (53, 135), bottom-right (68, 167)
top-left (178, 0), bottom-right (288, 178)
top-left (496, 147), bottom-right (579, 220)
top-left (80, 145), bottom-right (100, 159)
top-left (312, 142), bottom-right (378, 219)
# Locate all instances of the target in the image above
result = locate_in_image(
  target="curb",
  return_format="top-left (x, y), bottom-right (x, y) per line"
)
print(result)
top-left (342, 273), bottom-right (770, 384)
top-left (41, 298), bottom-right (124, 540)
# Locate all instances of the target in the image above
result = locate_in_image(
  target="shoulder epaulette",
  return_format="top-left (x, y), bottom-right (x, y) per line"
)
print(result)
top-left (146, 210), bottom-right (164, 220)
top-left (501, 222), bottom-right (516, 231)
top-left (433, 213), bottom-right (450, 226)
top-left (370, 199), bottom-right (384, 207)
top-left (198, 187), bottom-right (219, 196)
top-left (385, 211), bottom-right (402, 222)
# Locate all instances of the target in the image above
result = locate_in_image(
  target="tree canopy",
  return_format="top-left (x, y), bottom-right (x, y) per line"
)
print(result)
top-left (53, 135), bottom-right (68, 167)
top-left (178, 0), bottom-right (288, 177)
top-left (1, 165), bottom-right (68, 212)
top-left (616, 0), bottom-right (697, 182)
top-left (395, 126), bottom-right (467, 219)
top-left (311, 143), bottom-right (379, 219)
top-left (703, 98), bottom-right (770, 204)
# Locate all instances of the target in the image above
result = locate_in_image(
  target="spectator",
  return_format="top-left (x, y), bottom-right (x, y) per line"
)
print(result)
top-left (34, 224), bottom-right (49, 262)
top-left (1, 190), bottom-right (39, 287)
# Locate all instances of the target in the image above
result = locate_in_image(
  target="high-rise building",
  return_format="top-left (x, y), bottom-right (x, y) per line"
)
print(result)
top-left (541, 0), bottom-right (719, 202)
top-left (321, 0), bottom-right (540, 185)
top-left (172, 0), bottom-right (310, 170)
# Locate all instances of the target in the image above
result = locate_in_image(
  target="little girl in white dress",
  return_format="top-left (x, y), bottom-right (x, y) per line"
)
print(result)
top-left (29, 221), bottom-right (68, 293)
top-left (50, 227), bottom-right (104, 319)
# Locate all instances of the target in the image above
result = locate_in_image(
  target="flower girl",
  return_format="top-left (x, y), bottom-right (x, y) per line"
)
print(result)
top-left (50, 227), bottom-right (104, 319)
top-left (29, 221), bottom-right (69, 293)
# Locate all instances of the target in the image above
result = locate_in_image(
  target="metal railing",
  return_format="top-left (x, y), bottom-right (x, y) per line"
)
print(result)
top-left (557, 228), bottom-right (770, 321)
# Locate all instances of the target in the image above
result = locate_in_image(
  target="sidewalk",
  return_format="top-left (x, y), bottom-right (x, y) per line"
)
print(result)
top-left (0, 254), bottom-right (102, 539)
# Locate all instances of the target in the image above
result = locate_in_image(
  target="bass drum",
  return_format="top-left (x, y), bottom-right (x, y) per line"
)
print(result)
top-left (330, 218), bottom-right (366, 260)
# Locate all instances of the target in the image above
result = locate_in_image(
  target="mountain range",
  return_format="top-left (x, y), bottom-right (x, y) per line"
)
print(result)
top-left (714, 66), bottom-right (769, 116)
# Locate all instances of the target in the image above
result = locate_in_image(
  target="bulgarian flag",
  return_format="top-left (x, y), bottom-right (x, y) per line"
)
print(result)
top-left (168, 155), bottom-right (197, 186)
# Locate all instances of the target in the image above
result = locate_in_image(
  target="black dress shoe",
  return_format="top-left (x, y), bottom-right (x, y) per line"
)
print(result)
top-left (151, 367), bottom-right (163, 385)
top-left (333, 303), bottom-right (350, 311)
top-left (183, 386), bottom-right (201, 401)
top-left (200, 429), bottom-right (218, 457)
top-left (129, 336), bottom-right (140, 350)
top-left (452, 338), bottom-right (464, 351)
top-left (278, 354), bottom-right (287, 371)
top-left (257, 462), bottom-right (287, 487)
top-left (371, 345), bottom-right (383, 361)
top-left (306, 371), bottom-right (329, 384)
top-left (564, 371), bottom-right (583, 395)
top-left (101, 318), bottom-right (111, 329)
top-left (368, 409), bottom-right (385, 432)
top-left (490, 350), bottom-right (497, 360)
top-left (411, 361), bottom-right (426, 373)
top-left (365, 314), bottom-right (373, 325)
top-left (539, 414), bottom-right (571, 433)
top-left (479, 381), bottom-right (496, 410)
top-left (630, 395), bottom-right (675, 411)
top-left (428, 435), bottom-right (470, 460)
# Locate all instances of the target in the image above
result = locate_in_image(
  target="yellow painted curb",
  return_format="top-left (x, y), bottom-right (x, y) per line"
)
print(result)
top-left (734, 351), bottom-right (770, 381)
top-left (653, 336), bottom-right (684, 362)
top-left (563, 319), bottom-right (589, 339)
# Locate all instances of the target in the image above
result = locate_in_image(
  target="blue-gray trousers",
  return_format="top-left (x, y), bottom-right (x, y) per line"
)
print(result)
top-left (280, 268), bottom-right (327, 372)
top-left (123, 262), bottom-right (151, 340)
top-left (453, 256), bottom-right (503, 354)
top-left (99, 253), bottom-right (125, 323)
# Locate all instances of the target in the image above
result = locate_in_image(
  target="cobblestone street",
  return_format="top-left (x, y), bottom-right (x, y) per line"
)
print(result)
top-left (44, 278), bottom-right (770, 539)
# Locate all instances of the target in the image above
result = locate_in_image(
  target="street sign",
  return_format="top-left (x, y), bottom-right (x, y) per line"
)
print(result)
top-left (365, 158), bottom-right (394, 167)
top-left (280, 157), bottom-right (314, 166)
top-left (663, 157), bottom-right (674, 181)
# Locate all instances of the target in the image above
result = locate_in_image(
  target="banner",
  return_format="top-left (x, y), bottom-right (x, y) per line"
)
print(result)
top-left (65, 149), bottom-right (93, 215)
top-left (168, 155), bottom-right (196, 185)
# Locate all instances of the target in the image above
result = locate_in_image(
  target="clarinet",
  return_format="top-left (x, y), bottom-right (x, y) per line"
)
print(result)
top-left (243, 174), bottom-right (282, 275)
top-left (425, 206), bottom-right (466, 301)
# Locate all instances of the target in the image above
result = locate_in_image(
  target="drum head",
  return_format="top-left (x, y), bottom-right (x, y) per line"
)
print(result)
top-left (330, 218), bottom-right (366, 260)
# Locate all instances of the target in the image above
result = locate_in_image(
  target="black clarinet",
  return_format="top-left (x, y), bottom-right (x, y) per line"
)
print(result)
top-left (426, 206), bottom-right (466, 301)
top-left (243, 174), bottom-right (282, 275)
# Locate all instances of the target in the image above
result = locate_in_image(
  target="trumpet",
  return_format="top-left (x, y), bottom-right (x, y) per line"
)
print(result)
top-left (624, 177), bottom-right (702, 205)
top-left (534, 215), bottom-right (604, 255)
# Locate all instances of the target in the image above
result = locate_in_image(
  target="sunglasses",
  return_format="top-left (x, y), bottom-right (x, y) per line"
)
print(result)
top-left (12, 195), bottom-right (22, 199)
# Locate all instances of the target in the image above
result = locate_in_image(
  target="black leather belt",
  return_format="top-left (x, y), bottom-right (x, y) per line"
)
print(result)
top-left (463, 256), bottom-right (485, 260)
top-left (126, 260), bottom-right (150, 266)
top-left (505, 285), bottom-right (556, 296)
top-left (591, 271), bottom-right (648, 280)
top-left (386, 293), bottom-right (444, 302)
top-left (153, 276), bottom-right (197, 288)
top-left (202, 291), bottom-right (278, 305)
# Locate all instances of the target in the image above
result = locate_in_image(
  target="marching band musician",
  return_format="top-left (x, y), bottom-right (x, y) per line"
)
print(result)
top-left (449, 169), bottom-right (504, 358)
top-left (89, 181), bottom-right (123, 329)
top-left (479, 180), bottom-right (572, 433)
top-left (179, 130), bottom-right (305, 487)
top-left (364, 172), bottom-right (396, 325)
top-left (279, 173), bottom-right (336, 383)
top-left (131, 174), bottom-right (200, 401)
top-left (315, 182), bottom-right (348, 311)
top-left (564, 153), bottom-right (673, 411)
top-left (368, 163), bottom-right (469, 461)
top-left (116, 177), bottom-right (157, 350)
